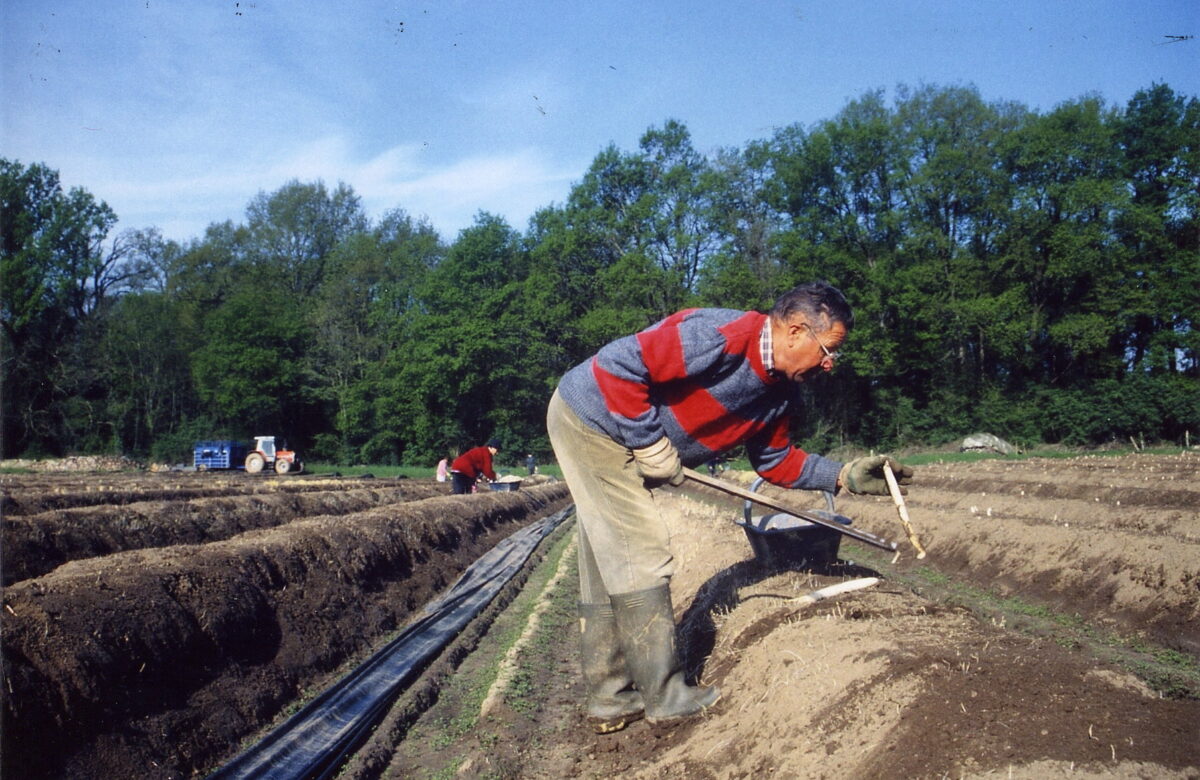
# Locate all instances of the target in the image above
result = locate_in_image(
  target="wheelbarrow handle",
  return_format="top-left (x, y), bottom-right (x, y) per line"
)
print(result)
top-left (680, 467), bottom-right (898, 552)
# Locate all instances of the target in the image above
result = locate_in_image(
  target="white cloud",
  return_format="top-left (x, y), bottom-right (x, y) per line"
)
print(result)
top-left (354, 145), bottom-right (583, 238)
top-left (91, 135), bottom-right (582, 243)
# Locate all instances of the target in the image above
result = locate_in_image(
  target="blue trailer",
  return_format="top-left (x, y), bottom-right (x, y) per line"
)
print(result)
top-left (193, 440), bottom-right (248, 471)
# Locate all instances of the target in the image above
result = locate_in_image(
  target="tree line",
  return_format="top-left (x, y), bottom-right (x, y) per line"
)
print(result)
top-left (3, 82), bottom-right (1197, 465)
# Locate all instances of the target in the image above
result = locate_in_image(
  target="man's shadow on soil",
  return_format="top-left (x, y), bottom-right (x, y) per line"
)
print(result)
top-left (675, 555), bottom-right (883, 685)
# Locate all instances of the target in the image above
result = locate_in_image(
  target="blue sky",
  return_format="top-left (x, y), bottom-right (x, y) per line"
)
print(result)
top-left (3, 1), bottom-right (1197, 245)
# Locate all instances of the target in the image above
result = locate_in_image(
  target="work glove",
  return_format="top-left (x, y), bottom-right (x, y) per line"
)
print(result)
top-left (632, 437), bottom-right (686, 487)
top-left (839, 455), bottom-right (913, 496)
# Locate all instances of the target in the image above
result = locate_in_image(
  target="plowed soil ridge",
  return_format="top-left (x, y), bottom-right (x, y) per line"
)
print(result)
top-left (3, 483), bottom-right (447, 584)
top-left (1, 473), bottom-right (430, 516)
top-left (739, 453), bottom-right (1200, 655)
top-left (1, 484), bottom-right (570, 779)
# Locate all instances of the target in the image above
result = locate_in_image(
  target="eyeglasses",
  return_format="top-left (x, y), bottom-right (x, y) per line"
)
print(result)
top-left (802, 323), bottom-right (840, 368)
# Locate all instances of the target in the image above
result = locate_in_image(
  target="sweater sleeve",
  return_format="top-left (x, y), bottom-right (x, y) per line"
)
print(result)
top-left (747, 416), bottom-right (843, 493)
top-left (481, 450), bottom-right (497, 481)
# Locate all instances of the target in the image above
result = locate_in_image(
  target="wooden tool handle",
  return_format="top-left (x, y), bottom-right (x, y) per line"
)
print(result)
top-left (680, 468), bottom-right (897, 552)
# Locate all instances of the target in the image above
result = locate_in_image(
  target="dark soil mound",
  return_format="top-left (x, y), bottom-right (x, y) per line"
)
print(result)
top-left (4, 482), bottom-right (448, 584)
top-left (2, 484), bottom-right (569, 779)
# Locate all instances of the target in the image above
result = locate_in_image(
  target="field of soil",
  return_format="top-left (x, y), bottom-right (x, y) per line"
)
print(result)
top-left (3, 452), bottom-right (1198, 779)
top-left (367, 451), bottom-right (1200, 779)
top-left (1, 469), bottom-right (571, 778)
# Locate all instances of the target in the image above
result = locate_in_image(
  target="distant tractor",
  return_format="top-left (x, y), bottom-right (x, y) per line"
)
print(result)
top-left (244, 436), bottom-right (304, 475)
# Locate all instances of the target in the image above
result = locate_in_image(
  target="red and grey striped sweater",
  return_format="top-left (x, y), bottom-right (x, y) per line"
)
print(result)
top-left (557, 307), bottom-right (842, 491)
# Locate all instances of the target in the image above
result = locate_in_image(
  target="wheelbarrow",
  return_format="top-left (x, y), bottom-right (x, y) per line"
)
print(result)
top-left (681, 467), bottom-right (897, 570)
top-left (735, 479), bottom-right (849, 569)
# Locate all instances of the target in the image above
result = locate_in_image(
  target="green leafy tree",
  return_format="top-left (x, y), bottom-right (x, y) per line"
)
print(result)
top-left (244, 180), bottom-right (368, 299)
top-left (1116, 84), bottom-right (1200, 381)
top-left (557, 121), bottom-right (719, 327)
top-left (311, 209), bottom-right (444, 460)
top-left (190, 282), bottom-right (308, 436)
top-left (1, 159), bottom-right (135, 455)
top-left (696, 142), bottom-right (789, 311)
top-left (360, 213), bottom-right (525, 463)
top-left (999, 95), bottom-right (1130, 397)
top-left (166, 221), bottom-right (252, 309)
top-left (100, 293), bottom-right (198, 455)
top-left (889, 85), bottom-right (1024, 432)
top-left (760, 91), bottom-right (913, 444)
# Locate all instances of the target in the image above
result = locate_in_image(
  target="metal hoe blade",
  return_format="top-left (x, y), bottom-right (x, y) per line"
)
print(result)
top-left (681, 467), bottom-right (898, 552)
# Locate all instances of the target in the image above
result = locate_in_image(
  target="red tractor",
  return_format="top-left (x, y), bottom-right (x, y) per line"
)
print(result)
top-left (244, 436), bottom-right (303, 475)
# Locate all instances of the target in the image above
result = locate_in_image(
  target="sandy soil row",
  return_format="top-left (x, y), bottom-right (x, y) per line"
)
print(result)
top-left (834, 454), bottom-right (1200, 655)
top-left (434, 466), bottom-right (1199, 779)
top-left (656, 463), bottom-right (1200, 779)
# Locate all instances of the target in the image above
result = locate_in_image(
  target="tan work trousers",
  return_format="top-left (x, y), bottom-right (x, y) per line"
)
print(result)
top-left (546, 389), bottom-right (675, 603)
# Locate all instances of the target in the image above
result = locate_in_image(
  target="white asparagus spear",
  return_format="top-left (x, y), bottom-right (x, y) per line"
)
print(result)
top-left (883, 462), bottom-right (927, 559)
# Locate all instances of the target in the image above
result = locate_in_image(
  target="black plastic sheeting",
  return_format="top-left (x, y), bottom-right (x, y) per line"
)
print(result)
top-left (210, 505), bottom-right (574, 780)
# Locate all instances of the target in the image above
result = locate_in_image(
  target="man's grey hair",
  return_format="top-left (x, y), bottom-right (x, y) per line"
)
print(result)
top-left (769, 282), bottom-right (854, 332)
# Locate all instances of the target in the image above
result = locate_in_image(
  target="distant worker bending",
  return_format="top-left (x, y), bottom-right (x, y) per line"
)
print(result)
top-left (450, 439), bottom-right (500, 494)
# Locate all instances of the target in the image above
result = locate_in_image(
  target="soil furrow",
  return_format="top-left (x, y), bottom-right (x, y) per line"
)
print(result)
top-left (2, 485), bottom-right (570, 779)
top-left (3, 453), bottom-right (1197, 779)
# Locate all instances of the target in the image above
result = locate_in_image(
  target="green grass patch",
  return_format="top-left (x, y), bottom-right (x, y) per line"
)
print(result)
top-left (455, 533), bottom-right (573, 717)
top-left (530, 463), bottom-right (562, 479)
top-left (304, 461), bottom-right (563, 480)
top-left (401, 523), bottom-right (577, 776)
top-left (303, 462), bottom-right (434, 479)
top-left (498, 574), bottom-right (577, 717)
top-left (914, 566), bottom-right (950, 586)
top-left (900, 445), bottom-right (1189, 466)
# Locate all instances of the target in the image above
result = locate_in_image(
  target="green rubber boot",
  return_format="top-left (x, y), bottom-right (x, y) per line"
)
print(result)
top-left (580, 602), bottom-right (645, 733)
top-left (610, 584), bottom-right (720, 725)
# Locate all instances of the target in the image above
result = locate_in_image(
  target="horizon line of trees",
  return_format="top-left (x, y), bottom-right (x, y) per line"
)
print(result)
top-left (3, 82), bottom-right (1197, 465)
